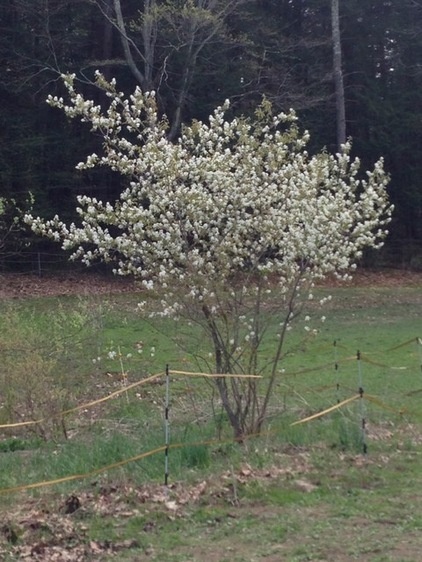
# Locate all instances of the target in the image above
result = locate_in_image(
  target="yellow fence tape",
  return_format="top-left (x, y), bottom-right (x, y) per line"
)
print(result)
top-left (0, 370), bottom-right (262, 431)
top-left (279, 357), bottom-right (355, 378)
top-left (385, 337), bottom-right (421, 352)
top-left (359, 354), bottom-right (409, 370)
top-left (290, 394), bottom-right (360, 426)
top-left (0, 334), bottom-right (420, 494)
top-left (406, 388), bottom-right (422, 396)
top-left (0, 387), bottom-right (410, 496)
top-left (364, 394), bottom-right (404, 415)
top-left (0, 373), bottom-right (164, 430)
top-left (2, 391), bottom-right (358, 495)
top-left (0, 435), bottom-right (239, 495)
top-left (0, 444), bottom-right (167, 495)
top-left (60, 373), bottom-right (164, 416)
top-left (169, 370), bottom-right (261, 379)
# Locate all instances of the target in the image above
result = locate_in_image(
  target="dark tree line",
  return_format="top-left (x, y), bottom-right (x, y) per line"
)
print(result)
top-left (1, 0), bottom-right (421, 266)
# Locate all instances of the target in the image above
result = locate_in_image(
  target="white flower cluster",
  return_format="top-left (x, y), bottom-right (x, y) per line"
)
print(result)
top-left (26, 73), bottom-right (393, 319)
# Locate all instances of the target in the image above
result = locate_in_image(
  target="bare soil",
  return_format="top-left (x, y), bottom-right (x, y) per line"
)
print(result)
top-left (0, 271), bottom-right (137, 299)
top-left (0, 268), bottom-right (421, 299)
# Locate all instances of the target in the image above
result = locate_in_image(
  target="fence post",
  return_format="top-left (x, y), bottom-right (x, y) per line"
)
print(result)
top-left (357, 351), bottom-right (367, 454)
top-left (333, 340), bottom-right (340, 403)
top-left (417, 337), bottom-right (422, 375)
top-left (164, 364), bottom-right (170, 488)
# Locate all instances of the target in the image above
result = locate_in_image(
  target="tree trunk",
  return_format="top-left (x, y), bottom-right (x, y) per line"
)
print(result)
top-left (331, 0), bottom-right (346, 149)
top-left (103, 0), bottom-right (113, 73)
top-left (113, 0), bottom-right (149, 90)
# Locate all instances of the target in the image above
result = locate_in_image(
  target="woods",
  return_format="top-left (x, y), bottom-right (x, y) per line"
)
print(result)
top-left (1, 0), bottom-right (421, 264)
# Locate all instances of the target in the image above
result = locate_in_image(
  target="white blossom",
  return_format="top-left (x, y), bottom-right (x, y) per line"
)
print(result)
top-left (25, 75), bottom-right (393, 423)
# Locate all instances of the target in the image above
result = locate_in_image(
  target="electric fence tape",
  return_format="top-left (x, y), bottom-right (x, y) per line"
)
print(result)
top-left (289, 394), bottom-right (360, 426)
top-left (0, 372), bottom-right (164, 430)
top-left (0, 339), bottom-right (419, 496)
top-left (0, 393), bottom-right (359, 496)
top-left (0, 370), bottom-right (261, 431)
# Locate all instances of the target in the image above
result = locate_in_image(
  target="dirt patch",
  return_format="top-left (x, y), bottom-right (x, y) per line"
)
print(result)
top-left (0, 272), bottom-right (138, 299)
top-left (1, 269), bottom-right (421, 300)
top-left (319, 268), bottom-right (422, 288)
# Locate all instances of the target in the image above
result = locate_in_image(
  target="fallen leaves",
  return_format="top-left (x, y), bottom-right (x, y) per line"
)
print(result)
top-left (0, 272), bottom-right (137, 300)
top-left (1, 269), bottom-right (421, 301)
top-left (63, 496), bottom-right (81, 515)
top-left (0, 449), bottom-right (380, 561)
top-left (0, 479), bottom-right (213, 561)
top-left (1, 523), bottom-right (18, 544)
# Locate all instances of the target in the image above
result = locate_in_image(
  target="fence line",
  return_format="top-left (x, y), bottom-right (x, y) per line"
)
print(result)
top-left (1, 238), bottom-right (422, 275)
top-left (0, 370), bottom-right (261, 431)
top-left (0, 390), bottom-right (368, 496)
top-left (0, 373), bottom-right (163, 430)
top-left (290, 394), bottom-right (360, 426)
top-left (0, 250), bottom-right (113, 276)
top-left (0, 336), bottom-right (420, 496)
top-left (0, 334), bottom-right (419, 431)
top-left (0, 388), bottom-right (410, 496)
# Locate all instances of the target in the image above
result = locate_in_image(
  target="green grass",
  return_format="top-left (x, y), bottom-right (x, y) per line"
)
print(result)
top-left (71, 445), bottom-right (421, 561)
top-left (0, 280), bottom-right (421, 560)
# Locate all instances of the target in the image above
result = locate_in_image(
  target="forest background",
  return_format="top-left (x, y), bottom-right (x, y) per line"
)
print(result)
top-left (0, 0), bottom-right (421, 270)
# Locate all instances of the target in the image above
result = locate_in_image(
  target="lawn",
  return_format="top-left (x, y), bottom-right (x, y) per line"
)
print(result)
top-left (0, 271), bottom-right (421, 561)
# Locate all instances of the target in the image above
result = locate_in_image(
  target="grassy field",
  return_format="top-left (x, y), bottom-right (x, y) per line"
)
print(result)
top-left (0, 274), bottom-right (421, 561)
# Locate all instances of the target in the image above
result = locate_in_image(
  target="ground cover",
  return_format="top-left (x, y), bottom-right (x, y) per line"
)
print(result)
top-left (0, 269), bottom-right (421, 561)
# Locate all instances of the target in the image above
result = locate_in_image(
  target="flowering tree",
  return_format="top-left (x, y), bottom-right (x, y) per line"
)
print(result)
top-left (27, 73), bottom-right (392, 439)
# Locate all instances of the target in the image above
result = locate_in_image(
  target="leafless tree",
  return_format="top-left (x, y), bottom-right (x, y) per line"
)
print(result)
top-left (331, 0), bottom-right (346, 148)
top-left (94, 0), bottom-right (248, 138)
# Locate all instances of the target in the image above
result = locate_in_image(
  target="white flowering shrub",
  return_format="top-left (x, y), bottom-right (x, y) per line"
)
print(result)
top-left (26, 72), bottom-right (392, 438)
